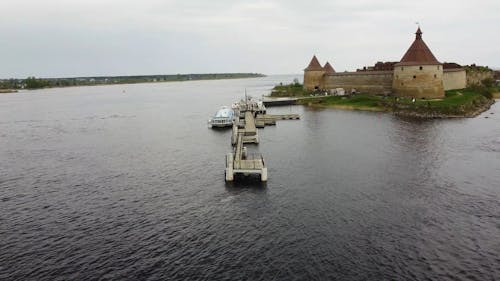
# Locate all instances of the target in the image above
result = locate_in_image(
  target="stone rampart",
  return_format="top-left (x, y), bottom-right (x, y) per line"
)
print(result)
top-left (322, 71), bottom-right (393, 94)
top-left (443, 68), bottom-right (466, 90)
top-left (466, 70), bottom-right (494, 86)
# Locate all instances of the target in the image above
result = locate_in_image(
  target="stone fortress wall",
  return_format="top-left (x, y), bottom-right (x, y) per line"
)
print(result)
top-left (316, 68), bottom-right (467, 96)
top-left (304, 28), bottom-right (468, 98)
top-left (443, 69), bottom-right (467, 90)
top-left (321, 71), bottom-right (393, 94)
top-left (466, 70), bottom-right (494, 86)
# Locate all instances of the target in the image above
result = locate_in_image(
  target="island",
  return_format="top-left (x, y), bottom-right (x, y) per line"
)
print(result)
top-left (269, 27), bottom-right (499, 118)
top-left (269, 79), bottom-right (498, 118)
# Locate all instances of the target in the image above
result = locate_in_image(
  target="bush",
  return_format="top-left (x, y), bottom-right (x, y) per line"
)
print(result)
top-left (468, 84), bottom-right (492, 99)
top-left (481, 77), bottom-right (494, 88)
top-left (482, 90), bottom-right (493, 99)
top-left (270, 82), bottom-right (310, 97)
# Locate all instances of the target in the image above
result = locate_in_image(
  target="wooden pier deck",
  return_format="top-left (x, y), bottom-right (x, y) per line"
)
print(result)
top-left (255, 114), bottom-right (300, 127)
top-left (226, 131), bottom-right (267, 182)
top-left (262, 97), bottom-right (298, 106)
top-left (232, 111), bottom-right (259, 144)
top-left (244, 111), bottom-right (257, 136)
top-left (256, 114), bottom-right (300, 121)
top-left (224, 98), bottom-right (300, 182)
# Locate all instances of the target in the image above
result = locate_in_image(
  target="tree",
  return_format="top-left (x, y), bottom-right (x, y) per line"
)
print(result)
top-left (25, 77), bottom-right (50, 89)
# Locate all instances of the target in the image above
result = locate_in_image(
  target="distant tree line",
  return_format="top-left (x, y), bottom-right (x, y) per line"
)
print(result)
top-left (0, 79), bottom-right (21, 89)
top-left (24, 77), bottom-right (51, 89)
top-left (0, 73), bottom-right (265, 90)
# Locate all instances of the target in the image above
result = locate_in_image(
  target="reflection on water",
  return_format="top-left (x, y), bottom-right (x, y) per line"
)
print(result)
top-left (0, 76), bottom-right (499, 280)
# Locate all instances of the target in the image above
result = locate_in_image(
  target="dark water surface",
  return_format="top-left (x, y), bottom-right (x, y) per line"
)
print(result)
top-left (1, 76), bottom-right (499, 280)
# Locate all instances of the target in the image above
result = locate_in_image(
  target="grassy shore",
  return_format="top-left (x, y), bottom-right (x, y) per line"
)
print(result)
top-left (270, 82), bottom-right (313, 97)
top-left (295, 89), bottom-right (495, 118)
top-left (298, 94), bottom-right (387, 111)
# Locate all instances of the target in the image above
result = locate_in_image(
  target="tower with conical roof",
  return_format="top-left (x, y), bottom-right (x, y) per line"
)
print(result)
top-left (303, 55), bottom-right (326, 90)
top-left (323, 62), bottom-right (335, 74)
top-left (392, 27), bottom-right (445, 98)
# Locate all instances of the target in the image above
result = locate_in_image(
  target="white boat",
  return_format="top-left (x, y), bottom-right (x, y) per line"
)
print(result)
top-left (237, 96), bottom-right (266, 115)
top-left (209, 106), bottom-right (235, 128)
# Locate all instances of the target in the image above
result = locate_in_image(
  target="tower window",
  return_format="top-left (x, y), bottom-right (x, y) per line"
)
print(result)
top-left (434, 74), bottom-right (437, 78)
top-left (401, 82), bottom-right (404, 86)
top-left (401, 67), bottom-right (404, 71)
top-left (419, 66), bottom-right (423, 70)
top-left (413, 75), bottom-right (416, 79)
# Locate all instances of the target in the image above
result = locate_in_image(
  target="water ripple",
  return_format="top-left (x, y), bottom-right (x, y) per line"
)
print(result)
top-left (1, 79), bottom-right (499, 280)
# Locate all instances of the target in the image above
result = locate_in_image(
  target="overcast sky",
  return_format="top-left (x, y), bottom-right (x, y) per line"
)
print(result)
top-left (0, 0), bottom-right (499, 78)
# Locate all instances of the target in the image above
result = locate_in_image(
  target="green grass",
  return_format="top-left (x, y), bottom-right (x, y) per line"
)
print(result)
top-left (270, 83), bottom-right (312, 97)
top-left (298, 88), bottom-right (493, 117)
top-left (308, 95), bottom-right (385, 109)
top-left (401, 89), bottom-right (490, 115)
top-left (406, 89), bottom-right (480, 107)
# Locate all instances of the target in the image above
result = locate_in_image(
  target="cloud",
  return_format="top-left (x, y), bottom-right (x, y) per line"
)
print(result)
top-left (0, 0), bottom-right (499, 77)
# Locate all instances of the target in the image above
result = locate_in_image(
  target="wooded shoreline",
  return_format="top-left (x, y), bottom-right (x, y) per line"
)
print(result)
top-left (0, 73), bottom-right (266, 91)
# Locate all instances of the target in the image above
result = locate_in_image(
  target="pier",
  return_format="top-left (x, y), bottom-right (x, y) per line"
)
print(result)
top-left (262, 97), bottom-right (298, 107)
top-left (226, 131), bottom-right (267, 182)
top-left (255, 114), bottom-right (300, 128)
top-left (232, 110), bottom-right (259, 145)
top-left (225, 97), bottom-right (299, 182)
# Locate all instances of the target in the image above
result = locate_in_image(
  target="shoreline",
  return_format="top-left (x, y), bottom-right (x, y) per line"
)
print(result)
top-left (303, 99), bottom-right (495, 118)
top-left (293, 91), bottom-right (496, 119)
top-left (0, 73), bottom-right (265, 91)
top-left (0, 89), bottom-right (17, 94)
top-left (302, 102), bottom-right (388, 112)
top-left (393, 99), bottom-right (495, 118)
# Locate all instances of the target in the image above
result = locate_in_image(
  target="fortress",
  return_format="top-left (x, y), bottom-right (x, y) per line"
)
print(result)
top-left (304, 28), bottom-right (467, 98)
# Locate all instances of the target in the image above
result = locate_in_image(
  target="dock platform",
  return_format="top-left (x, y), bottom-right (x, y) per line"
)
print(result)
top-left (255, 114), bottom-right (300, 127)
top-left (262, 97), bottom-right (298, 107)
top-left (226, 133), bottom-right (267, 182)
top-left (232, 111), bottom-right (259, 145)
top-left (224, 97), bottom-right (300, 182)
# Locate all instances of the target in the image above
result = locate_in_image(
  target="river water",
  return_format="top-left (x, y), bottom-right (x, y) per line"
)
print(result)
top-left (1, 76), bottom-right (499, 280)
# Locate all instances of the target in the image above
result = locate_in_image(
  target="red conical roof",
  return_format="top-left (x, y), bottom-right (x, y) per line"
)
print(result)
top-left (323, 62), bottom-right (335, 74)
top-left (304, 55), bottom-right (324, 71)
top-left (397, 27), bottom-right (441, 66)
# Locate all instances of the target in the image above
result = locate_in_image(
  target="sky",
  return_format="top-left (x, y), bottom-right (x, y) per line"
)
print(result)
top-left (0, 0), bottom-right (499, 78)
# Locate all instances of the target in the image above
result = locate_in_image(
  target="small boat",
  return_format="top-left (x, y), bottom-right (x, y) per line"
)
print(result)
top-left (209, 106), bottom-right (235, 128)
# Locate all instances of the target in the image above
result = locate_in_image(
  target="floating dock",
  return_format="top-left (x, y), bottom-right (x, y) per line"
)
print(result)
top-left (262, 97), bottom-right (298, 107)
top-left (255, 114), bottom-right (299, 128)
top-left (232, 111), bottom-right (259, 144)
top-left (225, 97), bottom-right (299, 182)
top-left (226, 132), bottom-right (267, 182)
